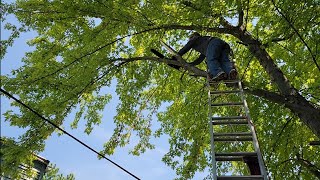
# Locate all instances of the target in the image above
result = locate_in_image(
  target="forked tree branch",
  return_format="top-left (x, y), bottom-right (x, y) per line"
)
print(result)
top-left (271, 0), bottom-right (320, 71)
top-left (296, 153), bottom-right (320, 178)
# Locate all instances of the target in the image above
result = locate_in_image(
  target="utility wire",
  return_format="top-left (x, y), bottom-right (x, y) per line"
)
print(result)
top-left (0, 88), bottom-right (141, 180)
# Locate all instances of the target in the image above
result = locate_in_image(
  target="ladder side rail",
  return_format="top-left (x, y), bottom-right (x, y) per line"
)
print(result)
top-left (208, 81), bottom-right (217, 180)
top-left (238, 81), bottom-right (267, 180)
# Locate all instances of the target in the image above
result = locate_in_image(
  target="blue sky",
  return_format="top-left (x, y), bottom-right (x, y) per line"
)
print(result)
top-left (1, 14), bottom-right (174, 180)
top-left (1, 3), bottom-right (208, 179)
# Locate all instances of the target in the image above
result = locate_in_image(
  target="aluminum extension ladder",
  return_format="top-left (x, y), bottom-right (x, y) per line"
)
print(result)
top-left (207, 78), bottom-right (268, 180)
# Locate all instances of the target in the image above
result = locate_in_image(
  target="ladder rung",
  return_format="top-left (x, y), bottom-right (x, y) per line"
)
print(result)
top-left (215, 152), bottom-right (257, 157)
top-left (215, 156), bottom-right (243, 161)
top-left (214, 136), bottom-right (253, 141)
top-left (212, 120), bottom-right (248, 125)
top-left (211, 102), bottom-right (243, 106)
top-left (215, 152), bottom-right (257, 161)
top-left (210, 90), bottom-right (241, 94)
top-left (214, 132), bottom-right (252, 137)
top-left (212, 116), bottom-right (246, 120)
top-left (217, 175), bottom-right (264, 180)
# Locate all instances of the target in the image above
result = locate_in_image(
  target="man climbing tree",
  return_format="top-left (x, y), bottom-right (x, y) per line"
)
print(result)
top-left (175, 32), bottom-right (238, 81)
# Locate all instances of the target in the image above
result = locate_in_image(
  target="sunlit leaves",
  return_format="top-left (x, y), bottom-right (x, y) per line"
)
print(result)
top-left (1, 0), bottom-right (320, 179)
top-left (43, 164), bottom-right (75, 180)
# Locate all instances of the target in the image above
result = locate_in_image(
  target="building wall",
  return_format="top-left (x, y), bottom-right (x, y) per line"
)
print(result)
top-left (1, 156), bottom-right (49, 180)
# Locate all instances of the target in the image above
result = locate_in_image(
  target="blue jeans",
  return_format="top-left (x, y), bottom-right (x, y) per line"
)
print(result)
top-left (206, 38), bottom-right (233, 76)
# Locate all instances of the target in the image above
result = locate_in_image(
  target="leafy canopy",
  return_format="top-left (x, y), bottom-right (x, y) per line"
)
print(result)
top-left (1, 0), bottom-right (319, 179)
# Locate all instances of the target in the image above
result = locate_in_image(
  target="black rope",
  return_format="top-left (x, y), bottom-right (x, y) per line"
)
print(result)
top-left (0, 88), bottom-right (141, 180)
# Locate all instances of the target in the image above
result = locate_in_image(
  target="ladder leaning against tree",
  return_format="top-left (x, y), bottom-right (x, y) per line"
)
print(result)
top-left (207, 76), bottom-right (268, 180)
top-left (157, 41), bottom-right (267, 179)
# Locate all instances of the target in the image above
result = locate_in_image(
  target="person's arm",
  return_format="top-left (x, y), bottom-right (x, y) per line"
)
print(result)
top-left (189, 54), bottom-right (205, 66)
top-left (178, 36), bottom-right (198, 56)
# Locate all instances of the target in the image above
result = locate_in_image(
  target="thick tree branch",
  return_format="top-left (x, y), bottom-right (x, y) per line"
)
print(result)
top-left (161, 24), bottom-right (232, 34)
top-left (245, 87), bottom-right (320, 113)
top-left (244, 88), bottom-right (285, 104)
top-left (244, 86), bottom-right (320, 138)
top-left (109, 56), bottom-right (208, 78)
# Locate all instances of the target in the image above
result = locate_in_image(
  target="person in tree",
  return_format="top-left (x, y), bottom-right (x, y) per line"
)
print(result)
top-left (176, 32), bottom-right (237, 81)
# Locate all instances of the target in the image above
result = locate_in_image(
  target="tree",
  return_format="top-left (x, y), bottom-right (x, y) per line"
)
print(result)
top-left (1, 0), bottom-right (319, 179)
top-left (0, 138), bottom-right (74, 179)
top-left (43, 164), bottom-right (75, 180)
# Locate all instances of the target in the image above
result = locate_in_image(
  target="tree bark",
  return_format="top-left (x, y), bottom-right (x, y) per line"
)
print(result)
top-left (220, 21), bottom-right (320, 138)
top-left (154, 23), bottom-right (320, 138)
top-left (245, 88), bottom-right (320, 137)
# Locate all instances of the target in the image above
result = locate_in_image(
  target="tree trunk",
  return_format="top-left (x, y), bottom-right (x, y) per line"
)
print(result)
top-left (162, 23), bottom-right (320, 138)
top-left (230, 26), bottom-right (320, 138)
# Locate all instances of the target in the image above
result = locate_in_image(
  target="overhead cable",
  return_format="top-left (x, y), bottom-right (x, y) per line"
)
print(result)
top-left (0, 88), bottom-right (140, 180)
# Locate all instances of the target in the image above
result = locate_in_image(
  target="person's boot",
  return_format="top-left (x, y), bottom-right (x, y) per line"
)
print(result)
top-left (228, 69), bottom-right (238, 80)
top-left (209, 71), bottom-right (227, 81)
